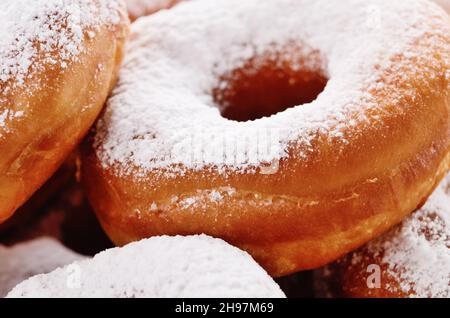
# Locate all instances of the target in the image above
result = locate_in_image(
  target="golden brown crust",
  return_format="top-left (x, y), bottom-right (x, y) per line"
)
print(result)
top-left (0, 5), bottom-right (129, 223)
top-left (0, 153), bottom-right (77, 235)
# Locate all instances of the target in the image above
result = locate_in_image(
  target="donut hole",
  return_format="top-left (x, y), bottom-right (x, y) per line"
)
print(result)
top-left (213, 48), bottom-right (328, 122)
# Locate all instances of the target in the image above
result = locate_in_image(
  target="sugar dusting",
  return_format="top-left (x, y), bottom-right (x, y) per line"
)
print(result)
top-left (94, 0), bottom-right (449, 178)
top-left (0, 109), bottom-right (24, 137)
top-left (7, 235), bottom-right (285, 298)
top-left (0, 238), bottom-right (85, 298)
top-left (376, 174), bottom-right (450, 298)
top-left (0, 0), bottom-right (125, 134)
top-left (174, 187), bottom-right (235, 210)
top-left (350, 174), bottom-right (450, 298)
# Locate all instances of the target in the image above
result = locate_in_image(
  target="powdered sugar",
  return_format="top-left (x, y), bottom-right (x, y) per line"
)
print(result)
top-left (0, 237), bottom-right (85, 297)
top-left (0, 0), bottom-right (124, 97)
top-left (351, 174), bottom-right (450, 297)
top-left (376, 175), bottom-right (450, 297)
top-left (0, 109), bottom-right (24, 137)
top-left (7, 235), bottom-right (285, 298)
top-left (173, 187), bottom-right (235, 210)
top-left (94, 0), bottom-right (449, 178)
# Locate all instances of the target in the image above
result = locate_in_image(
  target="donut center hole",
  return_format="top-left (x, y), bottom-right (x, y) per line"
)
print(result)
top-left (213, 49), bottom-right (328, 122)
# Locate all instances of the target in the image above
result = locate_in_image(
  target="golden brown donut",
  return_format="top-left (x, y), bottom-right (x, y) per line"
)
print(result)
top-left (317, 173), bottom-right (450, 298)
top-left (0, 0), bottom-right (129, 223)
top-left (125, 0), bottom-right (186, 21)
top-left (82, 0), bottom-right (450, 277)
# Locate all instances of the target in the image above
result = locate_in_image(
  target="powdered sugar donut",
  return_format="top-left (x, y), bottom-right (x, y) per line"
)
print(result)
top-left (0, 0), bottom-right (129, 223)
top-left (0, 237), bottom-right (85, 297)
top-left (125, 0), bottom-right (185, 21)
top-left (318, 173), bottom-right (450, 298)
top-left (82, 0), bottom-right (450, 277)
top-left (7, 235), bottom-right (285, 298)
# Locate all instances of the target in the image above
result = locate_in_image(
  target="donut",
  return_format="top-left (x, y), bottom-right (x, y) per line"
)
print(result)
top-left (7, 235), bottom-right (285, 298)
top-left (317, 173), bottom-right (450, 298)
top-left (0, 237), bottom-right (85, 297)
top-left (81, 0), bottom-right (450, 277)
top-left (125, 0), bottom-right (185, 21)
top-left (0, 0), bottom-right (129, 223)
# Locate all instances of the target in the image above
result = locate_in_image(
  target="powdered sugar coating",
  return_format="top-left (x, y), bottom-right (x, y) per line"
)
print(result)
top-left (349, 174), bottom-right (450, 298)
top-left (0, 238), bottom-right (85, 297)
top-left (7, 235), bottom-right (285, 298)
top-left (94, 0), bottom-right (449, 178)
top-left (0, 110), bottom-right (24, 135)
top-left (0, 0), bottom-right (126, 136)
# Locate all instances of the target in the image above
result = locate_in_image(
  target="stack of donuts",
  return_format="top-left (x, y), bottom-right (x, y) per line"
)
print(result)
top-left (0, 0), bottom-right (448, 298)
